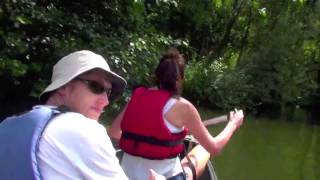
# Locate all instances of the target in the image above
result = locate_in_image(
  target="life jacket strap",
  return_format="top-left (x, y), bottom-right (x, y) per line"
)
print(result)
top-left (122, 131), bottom-right (184, 147)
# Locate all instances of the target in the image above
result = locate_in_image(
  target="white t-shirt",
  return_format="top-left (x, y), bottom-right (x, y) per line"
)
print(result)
top-left (121, 98), bottom-right (184, 180)
top-left (37, 106), bottom-right (128, 180)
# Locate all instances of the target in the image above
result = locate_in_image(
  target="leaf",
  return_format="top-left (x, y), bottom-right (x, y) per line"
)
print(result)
top-left (16, 16), bottom-right (31, 25)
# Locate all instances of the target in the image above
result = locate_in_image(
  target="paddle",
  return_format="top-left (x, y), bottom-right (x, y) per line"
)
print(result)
top-left (202, 108), bottom-right (240, 126)
top-left (203, 115), bottom-right (228, 126)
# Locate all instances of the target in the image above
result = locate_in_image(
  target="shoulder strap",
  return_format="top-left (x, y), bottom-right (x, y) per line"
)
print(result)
top-left (0, 106), bottom-right (67, 180)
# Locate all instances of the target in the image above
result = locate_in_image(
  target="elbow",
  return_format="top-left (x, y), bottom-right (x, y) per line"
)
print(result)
top-left (207, 138), bottom-right (224, 156)
top-left (209, 146), bottom-right (222, 156)
top-left (108, 129), bottom-right (121, 140)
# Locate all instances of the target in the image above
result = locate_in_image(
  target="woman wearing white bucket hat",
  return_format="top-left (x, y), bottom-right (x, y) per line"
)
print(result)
top-left (0, 50), bottom-right (132, 180)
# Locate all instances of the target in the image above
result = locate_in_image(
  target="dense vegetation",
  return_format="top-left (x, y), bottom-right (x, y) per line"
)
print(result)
top-left (0, 0), bottom-right (319, 123)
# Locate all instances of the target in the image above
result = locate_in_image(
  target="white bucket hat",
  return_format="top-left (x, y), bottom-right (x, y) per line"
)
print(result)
top-left (39, 50), bottom-right (127, 101)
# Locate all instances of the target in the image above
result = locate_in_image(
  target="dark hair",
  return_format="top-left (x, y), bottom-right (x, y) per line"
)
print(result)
top-left (154, 48), bottom-right (185, 96)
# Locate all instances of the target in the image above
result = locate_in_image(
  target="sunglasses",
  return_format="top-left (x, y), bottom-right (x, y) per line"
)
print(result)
top-left (75, 78), bottom-right (112, 97)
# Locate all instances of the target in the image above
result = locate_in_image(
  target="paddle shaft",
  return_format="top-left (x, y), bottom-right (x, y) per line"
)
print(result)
top-left (203, 115), bottom-right (228, 126)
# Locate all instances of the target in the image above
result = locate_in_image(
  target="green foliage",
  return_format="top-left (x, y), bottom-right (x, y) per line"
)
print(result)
top-left (0, 0), bottom-right (320, 119)
top-left (184, 58), bottom-right (253, 111)
top-left (0, 58), bottom-right (28, 77)
top-left (239, 0), bottom-right (319, 115)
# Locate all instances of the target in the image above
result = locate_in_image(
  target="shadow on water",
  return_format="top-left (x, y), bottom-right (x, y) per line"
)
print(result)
top-left (205, 112), bottom-right (319, 180)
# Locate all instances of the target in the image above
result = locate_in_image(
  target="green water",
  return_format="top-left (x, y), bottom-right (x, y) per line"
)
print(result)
top-left (104, 108), bottom-right (319, 180)
top-left (208, 118), bottom-right (320, 180)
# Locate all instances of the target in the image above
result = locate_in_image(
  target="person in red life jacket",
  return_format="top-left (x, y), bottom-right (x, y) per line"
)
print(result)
top-left (108, 48), bottom-right (244, 180)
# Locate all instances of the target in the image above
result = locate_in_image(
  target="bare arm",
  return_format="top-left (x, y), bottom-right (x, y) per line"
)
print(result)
top-left (108, 104), bottom-right (128, 140)
top-left (170, 98), bottom-right (244, 155)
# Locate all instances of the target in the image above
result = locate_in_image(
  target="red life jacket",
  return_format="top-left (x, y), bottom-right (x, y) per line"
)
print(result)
top-left (120, 87), bottom-right (188, 160)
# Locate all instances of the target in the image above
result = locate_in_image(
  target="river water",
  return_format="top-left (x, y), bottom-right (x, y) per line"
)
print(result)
top-left (208, 117), bottom-right (319, 180)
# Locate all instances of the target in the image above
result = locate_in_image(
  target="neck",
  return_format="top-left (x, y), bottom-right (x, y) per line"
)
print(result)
top-left (45, 93), bottom-right (65, 107)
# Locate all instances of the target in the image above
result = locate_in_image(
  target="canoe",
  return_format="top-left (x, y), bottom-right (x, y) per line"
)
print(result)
top-left (116, 137), bottom-right (218, 180)
top-left (181, 137), bottom-right (218, 180)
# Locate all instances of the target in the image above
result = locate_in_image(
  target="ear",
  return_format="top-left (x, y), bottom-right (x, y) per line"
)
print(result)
top-left (56, 84), bottom-right (69, 97)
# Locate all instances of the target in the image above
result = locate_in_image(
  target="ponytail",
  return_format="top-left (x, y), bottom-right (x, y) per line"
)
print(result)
top-left (154, 48), bottom-right (185, 96)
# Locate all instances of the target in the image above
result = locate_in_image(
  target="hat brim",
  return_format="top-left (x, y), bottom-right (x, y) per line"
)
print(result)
top-left (39, 50), bottom-right (127, 103)
top-left (105, 70), bottom-right (127, 101)
top-left (39, 67), bottom-right (126, 102)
